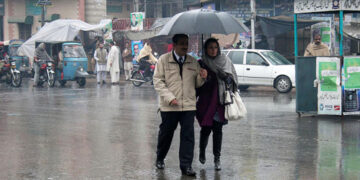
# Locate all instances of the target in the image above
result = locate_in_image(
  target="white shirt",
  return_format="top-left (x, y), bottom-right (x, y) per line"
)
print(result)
top-left (173, 51), bottom-right (185, 64)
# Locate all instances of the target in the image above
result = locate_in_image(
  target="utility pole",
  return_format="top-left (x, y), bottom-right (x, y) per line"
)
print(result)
top-left (134, 0), bottom-right (139, 12)
top-left (250, 0), bottom-right (256, 49)
top-left (37, 0), bottom-right (52, 27)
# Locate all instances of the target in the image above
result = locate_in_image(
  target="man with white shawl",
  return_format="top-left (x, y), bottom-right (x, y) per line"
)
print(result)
top-left (106, 41), bottom-right (120, 84)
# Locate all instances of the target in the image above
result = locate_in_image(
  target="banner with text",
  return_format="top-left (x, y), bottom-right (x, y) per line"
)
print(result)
top-left (317, 57), bottom-right (342, 115)
top-left (294, 0), bottom-right (360, 14)
top-left (343, 56), bottom-right (360, 89)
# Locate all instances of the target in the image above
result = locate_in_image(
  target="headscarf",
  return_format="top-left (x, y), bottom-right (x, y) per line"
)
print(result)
top-left (136, 43), bottom-right (158, 64)
top-left (202, 54), bottom-right (238, 105)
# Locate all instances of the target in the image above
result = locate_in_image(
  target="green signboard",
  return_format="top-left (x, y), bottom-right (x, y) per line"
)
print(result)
top-left (26, 0), bottom-right (42, 15)
top-left (319, 62), bottom-right (338, 92)
top-left (344, 57), bottom-right (360, 89)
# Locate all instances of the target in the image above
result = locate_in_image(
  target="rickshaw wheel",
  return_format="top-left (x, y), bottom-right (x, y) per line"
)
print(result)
top-left (59, 80), bottom-right (67, 86)
top-left (77, 78), bottom-right (86, 87)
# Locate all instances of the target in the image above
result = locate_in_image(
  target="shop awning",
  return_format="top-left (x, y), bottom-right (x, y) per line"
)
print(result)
top-left (37, 14), bottom-right (60, 22)
top-left (8, 16), bottom-right (34, 24)
top-left (342, 22), bottom-right (360, 40)
top-left (245, 16), bottom-right (323, 37)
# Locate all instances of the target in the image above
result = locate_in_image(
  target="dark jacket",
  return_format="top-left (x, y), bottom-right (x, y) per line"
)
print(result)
top-left (196, 62), bottom-right (227, 127)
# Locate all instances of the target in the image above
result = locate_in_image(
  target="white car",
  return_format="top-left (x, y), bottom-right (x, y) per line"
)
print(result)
top-left (222, 49), bottom-right (295, 93)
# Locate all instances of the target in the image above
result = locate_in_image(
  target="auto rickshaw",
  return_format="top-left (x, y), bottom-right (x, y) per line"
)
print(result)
top-left (0, 40), bottom-right (31, 77)
top-left (35, 41), bottom-right (89, 87)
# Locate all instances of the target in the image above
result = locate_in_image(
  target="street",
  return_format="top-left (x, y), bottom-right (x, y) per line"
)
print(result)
top-left (0, 78), bottom-right (359, 180)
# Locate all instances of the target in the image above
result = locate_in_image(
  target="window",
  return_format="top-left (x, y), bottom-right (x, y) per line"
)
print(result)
top-left (246, 52), bottom-right (267, 65)
top-left (261, 51), bottom-right (292, 65)
top-left (18, 23), bottom-right (32, 40)
top-left (221, 50), bottom-right (228, 56)
top-left (107, 0), bottom-right (123, 13)
top-left (228, 51), bottom-right (244, 64)
top-left (63, 45), bottom-right (87, 58)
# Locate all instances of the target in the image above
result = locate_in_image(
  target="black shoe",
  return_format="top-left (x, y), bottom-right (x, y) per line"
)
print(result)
top-left (214, 158), bottom-right (221, 171)
top-left (199, 152), bottom-right (206, 164)
top-left (102, 80), bottom-right (106, 84)
top-left (155, 160), bottom-right (165, 169)
top-left (181, 167), bottom-right (196, 177)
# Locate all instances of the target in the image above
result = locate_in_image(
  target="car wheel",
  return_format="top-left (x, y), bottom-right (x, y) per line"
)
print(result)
top-left (275, 76), bottom-right (292, 93)
top-left (238, 85), bottom-right (249, 91)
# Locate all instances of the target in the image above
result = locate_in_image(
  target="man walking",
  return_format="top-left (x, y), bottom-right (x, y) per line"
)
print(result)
top-left (94, 42), bottom-right (108, 84)
top-left (122, 42), bottom-right (133, 81)
top-left (153, 34), bottom-right (208, 177)
top-left (107, 41), bottom-right (120, 84)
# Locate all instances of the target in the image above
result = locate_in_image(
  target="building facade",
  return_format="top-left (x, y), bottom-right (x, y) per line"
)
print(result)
top-left (1, 0), bottom-right (139, 41)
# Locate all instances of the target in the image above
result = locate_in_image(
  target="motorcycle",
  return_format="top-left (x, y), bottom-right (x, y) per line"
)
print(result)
top-left (37, 60), bottom-right (55, 87)
top-left (131, 63), bottom-right (156, 87)
top-left (0, 59), bottom-right (22, 87)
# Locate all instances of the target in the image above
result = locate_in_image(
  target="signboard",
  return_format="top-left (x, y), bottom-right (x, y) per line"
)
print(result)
top-left (26, 0), bottom-right (42, 15)
top-left (340, 0), bottom-right (360, 11)
top-left (316, 57), bottom-right (342, 115)
top-left (130, 12), bottom-right (145, 31)
top-left (103, 21), bottom-right (113, 41)
top-left (131, 40), bottom-right (143, 63)
top-left (36, 0), bottom-right (52, 6)
top-left (343, 57), bottom-right (360, 89)
top-left (295, 0), bottom-right (360, 13)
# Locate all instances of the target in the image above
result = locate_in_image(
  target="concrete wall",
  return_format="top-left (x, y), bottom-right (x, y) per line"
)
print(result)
top-left (3, 0), bottom-right (83, 40)
top-left (4, 0), bottom-right (26, 40)
top-left (85, 0), bottom-right (107, 24)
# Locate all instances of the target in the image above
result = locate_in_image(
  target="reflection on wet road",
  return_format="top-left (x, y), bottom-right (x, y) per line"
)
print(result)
top-left (0, 80), bottom-right (359, 179)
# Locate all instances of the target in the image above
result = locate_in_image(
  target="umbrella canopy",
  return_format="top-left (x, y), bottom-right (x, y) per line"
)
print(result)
top-left (157, 9), bottom-right (249, 36)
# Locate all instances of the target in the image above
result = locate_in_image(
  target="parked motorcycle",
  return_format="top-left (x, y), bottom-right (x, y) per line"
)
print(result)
top-left (37, 60), bottom-right (55, 87)
top-left (0, 59), bottom-right (22, 87)
top-left (131, 63), bottom-right (156, 87)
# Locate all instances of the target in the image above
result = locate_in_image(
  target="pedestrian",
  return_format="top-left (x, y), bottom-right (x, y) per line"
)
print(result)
top-left (196, 38), bottom-right (238, 171)
top-left (33, 43), bottom-right (52, 87)
top-left (94, 42), bottom-right (108, 84)
top-left (106, 41), bottom-right (120, 85)
top-left (153, 34), bottom-right (208, 177)
top-left (122, 41), bottom-right (133, 81)
top-left (304, 29), bottom-right (330, 56)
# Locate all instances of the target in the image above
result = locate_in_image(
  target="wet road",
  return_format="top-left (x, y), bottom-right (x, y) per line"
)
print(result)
top-left (0, 79), bottom-right (359, 180)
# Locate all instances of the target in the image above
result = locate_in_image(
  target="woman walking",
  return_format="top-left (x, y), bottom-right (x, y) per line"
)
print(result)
top-left (196, 38), bottom-right (238, 171)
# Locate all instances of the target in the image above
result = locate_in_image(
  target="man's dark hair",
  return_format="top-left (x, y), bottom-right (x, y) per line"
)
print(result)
top-left (172, 34), bottom-right (188, 44)
top-left (204, 38), bottom-right (221, 56)
top-left (110, 41), bottom-right (115, 45)
top-left (313, 29), bottom-right (321, 38)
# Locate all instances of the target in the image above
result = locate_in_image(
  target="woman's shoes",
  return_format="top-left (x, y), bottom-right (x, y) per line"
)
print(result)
top-left (199, 152), bottom-right (206, 164)
top-left (214, 157), bottom-right (221, 171)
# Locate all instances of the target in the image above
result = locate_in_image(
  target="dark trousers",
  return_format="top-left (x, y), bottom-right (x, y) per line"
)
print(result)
top-left (156, 111), bottom-right (195, 169)
top-left (199, 121), bottom-right (223, 160)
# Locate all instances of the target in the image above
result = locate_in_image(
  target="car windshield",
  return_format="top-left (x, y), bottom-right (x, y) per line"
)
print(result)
top-left (261, 51), bottom-right (292, 65)
top-left (63, 44), bottom-right (86, 58)
top-left (9, 45), bottom-right (20, 56)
